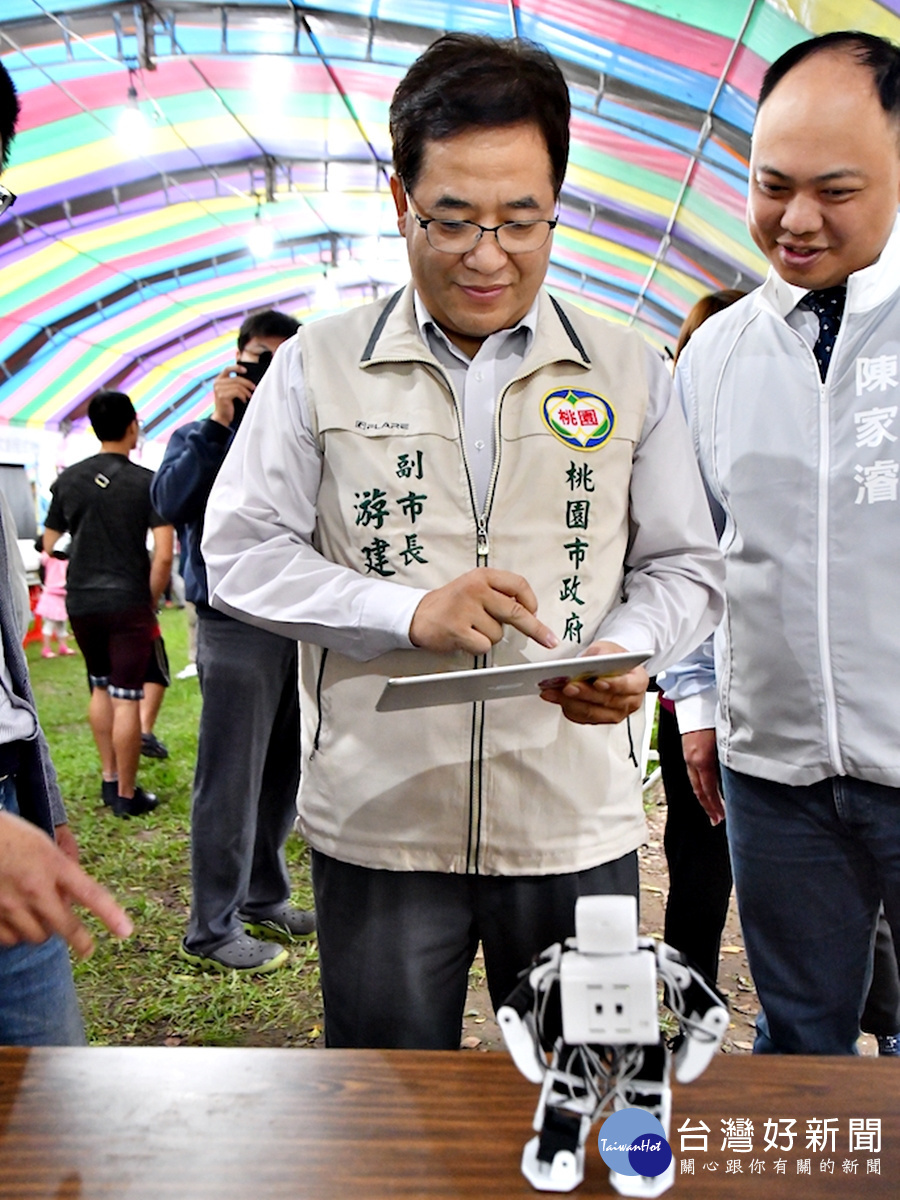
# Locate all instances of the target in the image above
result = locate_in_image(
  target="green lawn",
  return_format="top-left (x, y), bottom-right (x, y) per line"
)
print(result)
top-left (29, 607), bottom-right (322, 1047)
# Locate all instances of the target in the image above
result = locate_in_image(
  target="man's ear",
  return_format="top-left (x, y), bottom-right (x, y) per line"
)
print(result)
top-left (390, 174), bottom-right (409, 237)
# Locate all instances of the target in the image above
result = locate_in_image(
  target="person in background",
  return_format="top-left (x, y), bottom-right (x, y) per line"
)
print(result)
top-left (0, 61), bottom-right (133, 1043)
top-left (152, 312), bottom-right (315, 974)
top-left (44, 391), bottom-right (173, 818)
top-left (657, 289), bottom-right (744, 987)
top-left (36, 536), bottom-right (76, 659)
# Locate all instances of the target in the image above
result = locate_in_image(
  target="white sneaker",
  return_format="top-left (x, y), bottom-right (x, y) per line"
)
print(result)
top-left (176, 663), bottom-right (198, 680)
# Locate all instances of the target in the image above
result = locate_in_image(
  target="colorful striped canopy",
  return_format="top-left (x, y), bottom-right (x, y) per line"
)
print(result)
top-left (2, 0), bottom-right (900, 438)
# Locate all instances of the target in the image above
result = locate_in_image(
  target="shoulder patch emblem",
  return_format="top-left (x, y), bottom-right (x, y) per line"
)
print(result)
top-left (541, 388), bottom-right (615, 451)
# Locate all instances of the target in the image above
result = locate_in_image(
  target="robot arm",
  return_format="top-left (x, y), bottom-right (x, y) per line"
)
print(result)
top-left (655, 943), bottom-right (729, 1083)
top-left (497, 955), bottom-right (558, 1085)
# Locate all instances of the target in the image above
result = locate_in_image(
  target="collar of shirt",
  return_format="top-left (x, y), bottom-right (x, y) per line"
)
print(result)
top-left (412, 290), bottom-right (538, 371)
top-left (412, 290), bottom-right (540, 513)
top-left (761, 265), bottom-right (843, 353)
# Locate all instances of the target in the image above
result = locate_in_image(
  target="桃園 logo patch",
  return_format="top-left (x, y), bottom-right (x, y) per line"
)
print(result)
top-left (541, 388), bottom-right (615, 450)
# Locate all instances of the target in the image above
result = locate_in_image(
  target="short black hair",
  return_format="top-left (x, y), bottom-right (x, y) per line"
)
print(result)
top-left (0, 61), bottom-right (21, 169)
top-left (88, 390), bottom-right (137, 442)
top-left (759, 30), bottom-right (900, 122)
top-left (389, 34), bottom-right (570, 197)
top-left (237, 309), bottom-right (300, 351)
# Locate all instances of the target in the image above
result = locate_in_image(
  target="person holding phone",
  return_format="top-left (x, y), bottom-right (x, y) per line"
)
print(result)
top-left (151, 311), bottom-right (315, 974)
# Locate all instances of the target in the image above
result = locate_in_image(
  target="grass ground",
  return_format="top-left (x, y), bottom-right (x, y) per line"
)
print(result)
top-left (31, 613), bottom-right (773, 1054)
top-left (29, 607), bottom-right (323, 1047)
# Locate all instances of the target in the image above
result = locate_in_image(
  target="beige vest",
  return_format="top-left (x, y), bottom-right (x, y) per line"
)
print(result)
top-left (298, 287), bottom-right (650, 875)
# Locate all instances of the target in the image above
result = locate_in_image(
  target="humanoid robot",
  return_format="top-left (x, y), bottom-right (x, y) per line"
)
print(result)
top-left (498, 895), bottom-right (728, 1196)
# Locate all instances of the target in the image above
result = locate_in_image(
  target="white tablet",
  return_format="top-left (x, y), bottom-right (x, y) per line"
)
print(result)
top-left (375, 650), bottom-right (652, 712)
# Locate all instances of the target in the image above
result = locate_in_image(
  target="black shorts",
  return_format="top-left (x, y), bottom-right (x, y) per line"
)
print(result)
top-left (70, 606), bottom-right (159, 699)
top-left (145, 633), bottom-right (171, 689)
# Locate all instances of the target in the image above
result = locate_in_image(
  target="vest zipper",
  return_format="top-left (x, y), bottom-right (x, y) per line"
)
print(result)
top-left (466, 376), bottom-right (522, 871)
top-left (812, 332), bottom-right (846, 777)
top-left (465, 372), bottom-right (541, 871)
top-left (310, 647), bottom-right (329, 759)
top-left (476, 519), bottom-right (489, 562)
top-left (419, 360), bottom-right (486, 874)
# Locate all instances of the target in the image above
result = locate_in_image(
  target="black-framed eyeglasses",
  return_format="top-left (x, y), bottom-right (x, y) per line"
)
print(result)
top-left (0, 185), bottom-right (16, 218)
top-left (407, 194), bottom-right (557, 255)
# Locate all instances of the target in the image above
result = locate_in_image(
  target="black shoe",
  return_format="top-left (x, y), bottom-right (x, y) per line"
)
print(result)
top-left (101, 779), bottom-right (118, 807)
top-left (141, 732), bottom-right (169, 759)
top-left (112, 786), bottom-right (159, 818)
top-left (877, 1033), bottom-right (900, 1057)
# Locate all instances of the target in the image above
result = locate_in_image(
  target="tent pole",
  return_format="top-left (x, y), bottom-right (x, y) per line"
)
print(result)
top-left (627, 0), bottom-right (759, 329)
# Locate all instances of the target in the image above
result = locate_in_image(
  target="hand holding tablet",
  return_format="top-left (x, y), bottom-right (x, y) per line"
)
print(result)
top-left (376, 650), bottom-right (652, 712)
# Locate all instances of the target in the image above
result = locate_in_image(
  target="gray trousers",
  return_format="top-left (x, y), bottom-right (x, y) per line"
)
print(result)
top-left (312, 848), bottom-right (639, 1049)
top-left (185, 613), bottom-right (300, 953)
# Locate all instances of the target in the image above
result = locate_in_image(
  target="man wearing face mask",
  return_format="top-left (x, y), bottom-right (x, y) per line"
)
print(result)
top-left (152, 311), bottom-right (315, 973)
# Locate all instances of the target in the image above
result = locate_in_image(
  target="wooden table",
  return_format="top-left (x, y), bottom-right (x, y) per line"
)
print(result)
top-left (0, 1048), bottom-right (896, 1197)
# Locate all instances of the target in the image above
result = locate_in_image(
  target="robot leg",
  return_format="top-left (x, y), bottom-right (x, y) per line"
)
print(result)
top-left (608, 1043), bottom-right (675, 1200)
top-left (521, 1105), bottom-right (589, 1193)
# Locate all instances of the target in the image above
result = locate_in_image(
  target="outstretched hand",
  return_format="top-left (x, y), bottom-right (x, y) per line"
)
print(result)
top-left (0, 811), bottom-right (133, 959)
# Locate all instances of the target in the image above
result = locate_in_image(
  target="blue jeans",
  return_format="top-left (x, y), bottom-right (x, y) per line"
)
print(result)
top-left (722, 766), bottom-right (900, 1055)
top-left (0, 778), bottom-right (85, 1045)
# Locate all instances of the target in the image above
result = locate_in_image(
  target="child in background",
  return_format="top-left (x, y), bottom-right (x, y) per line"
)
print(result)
top-left (36, 537), bottom-right (75, 658)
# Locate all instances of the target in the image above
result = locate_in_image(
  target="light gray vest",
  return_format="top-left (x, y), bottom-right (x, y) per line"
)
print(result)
top-left (298, 287), bottom-right (652, 874)
top-left (681, 264), bottom-right (900, 787)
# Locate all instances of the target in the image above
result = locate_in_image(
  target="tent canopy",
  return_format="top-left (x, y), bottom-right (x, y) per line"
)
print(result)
top-left (2, 0), bottom-right (899, 438)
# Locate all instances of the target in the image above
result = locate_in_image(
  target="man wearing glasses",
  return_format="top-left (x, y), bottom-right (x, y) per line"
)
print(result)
top-left (204, 34), bottom-right (724, 1048)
